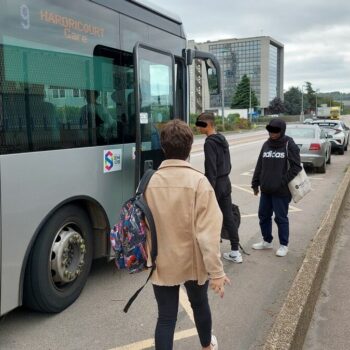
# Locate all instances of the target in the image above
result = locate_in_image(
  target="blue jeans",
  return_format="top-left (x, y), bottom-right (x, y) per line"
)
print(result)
top-left (153, 281), bottom-right (211, 350)
top-left (258, 193), bottom-right (291, 246)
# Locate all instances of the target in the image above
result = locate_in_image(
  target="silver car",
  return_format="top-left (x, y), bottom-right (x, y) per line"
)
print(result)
top-left (286, 124), bottom-right (331, 173)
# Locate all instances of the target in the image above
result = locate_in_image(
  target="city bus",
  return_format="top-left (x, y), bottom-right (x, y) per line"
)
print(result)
top-left (0, 0), bottom-right (221, 315)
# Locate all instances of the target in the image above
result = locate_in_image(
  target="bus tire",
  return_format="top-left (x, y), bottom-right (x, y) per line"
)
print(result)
top-left (23, 204), bottom-right (93, 313)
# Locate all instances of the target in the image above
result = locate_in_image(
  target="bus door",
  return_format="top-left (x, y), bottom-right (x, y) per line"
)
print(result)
top-left (133, 43), bottom-right (176, 185)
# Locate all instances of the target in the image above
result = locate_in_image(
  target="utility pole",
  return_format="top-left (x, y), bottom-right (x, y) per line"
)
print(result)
top-left (300, 84), bottom-right (306, 122)
top-left (221, 68), bottom-right (225, 130)
top-left (249, 79), bottom-right (252, 123)
top-left (315, 88), bottom-right (319, 117)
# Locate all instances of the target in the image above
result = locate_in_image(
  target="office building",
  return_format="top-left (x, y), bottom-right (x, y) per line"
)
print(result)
top-left (189, 36), bottom-right (284, 115)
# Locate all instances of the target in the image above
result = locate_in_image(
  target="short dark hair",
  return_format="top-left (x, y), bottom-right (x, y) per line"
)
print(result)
top-left (198, 112), bottom-right (215, 126)
top-left (160, 119), bottom-right (193, 160)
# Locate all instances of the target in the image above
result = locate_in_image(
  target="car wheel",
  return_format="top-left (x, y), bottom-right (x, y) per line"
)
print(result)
top-left (339, 145), bottom-right (345, 155)
top-left (345, 142), bottom-right (348, 151)
top-left (317, 159), bottom-right (326, 173)
top-left (326, 151), bottom-right (331, 164)
top-left (23, 204), bottom-right (93, 313)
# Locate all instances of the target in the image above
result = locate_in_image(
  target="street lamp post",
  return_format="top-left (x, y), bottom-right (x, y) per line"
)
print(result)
top-left (249, 79), bottom-right (252, 123)
top-left (221, 69), bottom-right (225, 130)
top-left (315, 88), bottom-right (320, 117)
top-left (300, 84), bottom-right (306, 122)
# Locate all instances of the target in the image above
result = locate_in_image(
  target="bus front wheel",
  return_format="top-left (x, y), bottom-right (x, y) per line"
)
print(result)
top-left (24, 204), bottom-right (93, 313)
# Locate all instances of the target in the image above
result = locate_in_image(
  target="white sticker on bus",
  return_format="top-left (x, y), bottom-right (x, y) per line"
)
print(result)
top-left (140, 112), bottom-right (149, 124)
top-left (104, 149), bottom-right (122, 173)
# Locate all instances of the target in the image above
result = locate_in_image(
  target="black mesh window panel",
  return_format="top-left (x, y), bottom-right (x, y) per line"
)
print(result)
top-left (0, 44), bottom-right (135, 154)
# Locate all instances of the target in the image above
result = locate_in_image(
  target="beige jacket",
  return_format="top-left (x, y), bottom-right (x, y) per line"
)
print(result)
top-left (145, 159), bottom-right (225, 286)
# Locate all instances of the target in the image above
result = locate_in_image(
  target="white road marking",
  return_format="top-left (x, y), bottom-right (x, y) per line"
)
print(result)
top-left (179, 287), bottom-right (195, 323)
top-left (110, 288), bottom-right (196, 349)
top-left (240, 168), bottom-right (255, 176)
top-left (231, 184), bottom-right (302, 215)
top-left (191, 140), bottom-right (263, 157)
top-left (112, 328), bottom-right (198, 350)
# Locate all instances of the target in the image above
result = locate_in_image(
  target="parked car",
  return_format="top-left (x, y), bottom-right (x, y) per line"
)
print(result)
top-left (286, 124), bottom-right (331, 173)
top-left (310, 119), bottom-right (350, 154)
top-left (303, 118), bottom-right (314, 124)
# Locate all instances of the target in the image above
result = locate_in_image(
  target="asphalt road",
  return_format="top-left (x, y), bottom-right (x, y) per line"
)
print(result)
top-left (1, 119), bottom-right (350, 350)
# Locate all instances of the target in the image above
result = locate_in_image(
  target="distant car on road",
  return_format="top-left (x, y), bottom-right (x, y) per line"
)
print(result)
top-left (286, 124), bottom-right (331, 173)
top-left (310, 119), bottom-right (350, 154)
top-left (303, 118), bottom-right (314, 124)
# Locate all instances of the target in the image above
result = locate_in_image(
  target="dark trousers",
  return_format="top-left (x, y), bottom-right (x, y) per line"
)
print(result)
top-left (258, 192), bottom-right (291, 246)
top-left (217, 177), bottom-right (239, 250)
top-left (153, 281), bottom-right (211, 350)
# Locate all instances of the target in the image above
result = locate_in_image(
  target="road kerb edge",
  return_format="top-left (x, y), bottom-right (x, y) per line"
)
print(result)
top-left (263, 166), bottom-right (350, 350)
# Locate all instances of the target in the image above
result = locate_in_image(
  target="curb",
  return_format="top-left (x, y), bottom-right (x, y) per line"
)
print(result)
top-left (263, 166), bottom-right (350, 350)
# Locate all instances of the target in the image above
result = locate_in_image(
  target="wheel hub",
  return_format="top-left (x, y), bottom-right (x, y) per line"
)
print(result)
top-left (51, 226), bottom-right (86, 284)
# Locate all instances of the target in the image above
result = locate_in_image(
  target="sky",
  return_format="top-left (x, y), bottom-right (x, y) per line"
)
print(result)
top-left (139, 0), bottom-right (350, 93)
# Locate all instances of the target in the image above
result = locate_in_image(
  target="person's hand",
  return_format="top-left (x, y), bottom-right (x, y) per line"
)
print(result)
top-left (210, 275), bottom-right (231, 298)
top-left (253, 187), bottom-right (259, 196)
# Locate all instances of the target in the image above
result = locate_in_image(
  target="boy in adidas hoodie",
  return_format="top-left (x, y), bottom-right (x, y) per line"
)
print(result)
top-left (251, 118), bottom-right (301, 257)
top-left (196, 112), bottom-right (242, 263)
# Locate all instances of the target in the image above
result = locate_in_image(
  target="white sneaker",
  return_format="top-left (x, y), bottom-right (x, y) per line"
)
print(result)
top-left (211, 335), bottom-right (218, 350)
top-left (252, 240), bottom-right (273, 250)
top-left (276, 245), bottom-right (288, 257)
top-left (223, 250), bottom-right (243, 263)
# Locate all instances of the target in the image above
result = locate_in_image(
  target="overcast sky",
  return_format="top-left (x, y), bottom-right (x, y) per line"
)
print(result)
top-left (140, 0), bottom-right (350, 93)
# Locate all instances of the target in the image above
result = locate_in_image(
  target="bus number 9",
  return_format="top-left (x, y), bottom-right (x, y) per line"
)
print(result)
top-left (20, 4), bottom-right (30, 30)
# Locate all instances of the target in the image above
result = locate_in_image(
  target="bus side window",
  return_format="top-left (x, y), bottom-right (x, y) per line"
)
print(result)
top-left (80, 89), bottom-right (116, 145)
top-left (94, 45), bottom-right (136, 145)
top-left (0, 90), bottom-right (27, 154)
top-left (28, 86), bottom-right (61, 151)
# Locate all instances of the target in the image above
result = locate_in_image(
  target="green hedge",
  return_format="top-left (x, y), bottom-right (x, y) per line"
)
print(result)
top-left (189, 113), bottom-right (252, 134)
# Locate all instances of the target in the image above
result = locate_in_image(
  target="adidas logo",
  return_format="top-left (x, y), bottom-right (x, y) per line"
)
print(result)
top-left (263, 150), bottom-right (286, 159)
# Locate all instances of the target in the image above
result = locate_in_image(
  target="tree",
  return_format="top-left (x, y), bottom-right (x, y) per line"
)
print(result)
top-left (231, 75), bottom-right (258, 109)
top-left (304, 81), bottom-right (315, 112)
top-left (267, 97), bottom-right (285, 114)
top-left (284, 87), bottom-right (302, 115)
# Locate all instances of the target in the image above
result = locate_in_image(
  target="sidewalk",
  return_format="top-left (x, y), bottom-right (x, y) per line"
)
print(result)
top-left (262, 166), bottom-right (350, 350)
top-left (303, 194), bottom-right (350, 350)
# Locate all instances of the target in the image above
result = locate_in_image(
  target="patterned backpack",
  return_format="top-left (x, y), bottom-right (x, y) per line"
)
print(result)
top-left (110, 169), bottom-right (158, 312)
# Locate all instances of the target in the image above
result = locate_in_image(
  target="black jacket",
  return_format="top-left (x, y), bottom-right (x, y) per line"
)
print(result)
top-left (204, 133), bottom-right (231, 197)
top-left (252, 119), bottom-right (302, 196)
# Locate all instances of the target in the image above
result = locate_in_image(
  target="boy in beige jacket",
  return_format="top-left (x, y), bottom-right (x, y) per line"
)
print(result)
top-left (145, 119), bottom-right (230, 350)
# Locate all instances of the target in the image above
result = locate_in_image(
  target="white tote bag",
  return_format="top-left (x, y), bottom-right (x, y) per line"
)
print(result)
top-left (286, 142), bottom-right (311, 203)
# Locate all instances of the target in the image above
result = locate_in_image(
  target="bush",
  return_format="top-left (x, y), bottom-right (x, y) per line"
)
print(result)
top-left (235, 118), bottom-right (251, 129)
top-left (227, 113), bottom-right (240, 123)
top-left (189, 114), bottom-right (252, 134)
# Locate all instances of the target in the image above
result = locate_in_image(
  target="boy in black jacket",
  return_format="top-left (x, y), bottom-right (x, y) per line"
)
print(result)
top-left (251, 118), bottom-right (301, 257)
top-left (196, 112), bottom-right (242, 263)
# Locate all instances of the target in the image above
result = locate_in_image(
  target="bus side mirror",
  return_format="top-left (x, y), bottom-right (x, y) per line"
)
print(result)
top-left (205, 59), bottom-right (219, 95)
top-left (185, 49), bottom-right (221, 95)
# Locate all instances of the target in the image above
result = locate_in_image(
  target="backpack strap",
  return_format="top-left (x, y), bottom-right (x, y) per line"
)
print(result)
top-left (123, 169), bottom-right (157, 313)
top-left (123, 265), bottom-right (155, 313)
top-left (136, 196), bottom-right (158, 262)
top-left (136, 169), bottom-right (155, 195)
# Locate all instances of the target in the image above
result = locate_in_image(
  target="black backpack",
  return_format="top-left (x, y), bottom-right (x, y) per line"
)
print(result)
top-left (221, 203), bottom-right (241, 240)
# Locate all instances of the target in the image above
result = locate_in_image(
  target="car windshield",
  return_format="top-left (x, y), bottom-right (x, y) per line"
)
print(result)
top-left (286, 128), bottom-right (316, 139)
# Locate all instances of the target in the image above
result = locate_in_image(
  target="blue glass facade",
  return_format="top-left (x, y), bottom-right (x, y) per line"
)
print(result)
top-left (208, 40), bottom-right (261, 108)
top-left (269, 44), bottom-right (278, 102)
